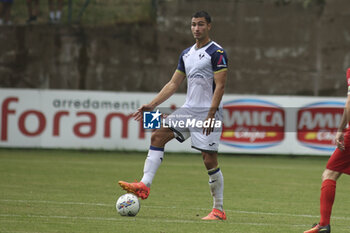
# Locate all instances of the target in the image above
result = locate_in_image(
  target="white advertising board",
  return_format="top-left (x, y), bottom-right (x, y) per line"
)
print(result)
top-left (220, 95), bottom-right (344, 155)
top-left (0, 88), bottom-right (345, 155)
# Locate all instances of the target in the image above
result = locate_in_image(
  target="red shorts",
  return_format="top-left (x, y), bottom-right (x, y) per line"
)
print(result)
top-left (326, 131), bottom-right (350, 175)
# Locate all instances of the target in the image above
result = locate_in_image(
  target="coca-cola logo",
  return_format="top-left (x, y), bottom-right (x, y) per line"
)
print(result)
top-left (297, 101), bottom-right (344, 151)
top-left (221, 99), bottom-right (285, 149)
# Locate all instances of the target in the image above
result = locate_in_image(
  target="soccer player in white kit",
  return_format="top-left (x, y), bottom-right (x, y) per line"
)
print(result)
top-left (119, 11), bottom-right (228, 220)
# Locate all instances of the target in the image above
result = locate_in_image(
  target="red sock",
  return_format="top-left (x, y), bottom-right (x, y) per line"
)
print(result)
top-left (319, 179), bottom-right (336, 226)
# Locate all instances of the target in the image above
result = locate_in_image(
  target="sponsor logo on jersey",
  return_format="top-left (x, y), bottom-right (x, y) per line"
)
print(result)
top-left (221, 99), bottom-right (285, 149)
top-left (217, 55), bottom-right (227, 67)
top-left (297, 101), bottom-right (344, 151)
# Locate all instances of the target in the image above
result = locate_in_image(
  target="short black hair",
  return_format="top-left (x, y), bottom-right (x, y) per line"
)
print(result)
top-left (192, 11), bottom-right (211, 24)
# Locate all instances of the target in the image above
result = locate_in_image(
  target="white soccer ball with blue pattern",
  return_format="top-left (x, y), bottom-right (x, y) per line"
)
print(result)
top-left (116, 193), bottom-right (140, 216)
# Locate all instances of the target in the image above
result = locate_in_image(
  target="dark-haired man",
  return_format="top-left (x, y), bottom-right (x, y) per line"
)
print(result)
top-left (118, 11), bottom-right (228, 220)
top-left (304, 68), bottom-right (350, 233)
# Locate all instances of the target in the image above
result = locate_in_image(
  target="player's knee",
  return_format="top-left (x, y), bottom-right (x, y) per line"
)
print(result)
top-left (150, 130), bottom-right (173, 147)
top-left (322, 169), bottom-right (340, 181)
top-left (151, 131), bottom-right (162, 145)
top-left (322, 170), bottom-right (330, 181)
top-left (202, 152), bottom-right (218, 170)
top-left (321, 172), bottom-right (327, 181)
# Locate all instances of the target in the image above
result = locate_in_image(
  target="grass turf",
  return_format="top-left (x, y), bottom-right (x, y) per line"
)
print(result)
top-left (0, 149), bottom-right (349, 233)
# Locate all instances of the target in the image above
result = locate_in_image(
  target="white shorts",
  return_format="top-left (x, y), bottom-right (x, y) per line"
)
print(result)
top-left (163, 107), bottom-right (223, 153)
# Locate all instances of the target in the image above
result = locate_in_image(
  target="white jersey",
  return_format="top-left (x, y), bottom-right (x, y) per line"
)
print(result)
top-left (176, 41), bottom-right (228, 109)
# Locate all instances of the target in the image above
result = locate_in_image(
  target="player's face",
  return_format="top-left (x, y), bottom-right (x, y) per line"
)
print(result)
top-left (191, 17), bottom-right (211, 41)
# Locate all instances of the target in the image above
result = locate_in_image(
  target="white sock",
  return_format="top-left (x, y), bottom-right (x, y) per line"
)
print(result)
top-left (141, 146), bottom-right (164, 187)
top-left (50, 12), bottom-right (55, 20)
top-left (208, 167), bottom-right (224, 211)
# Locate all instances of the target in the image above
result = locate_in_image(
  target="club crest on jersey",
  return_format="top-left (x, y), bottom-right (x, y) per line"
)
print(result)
top-left (199, 53), bottom-right (205, 59)
top-left (221, 99), bottom-right (285, 149)
top-left (297, 101), bottom-right (344, 151)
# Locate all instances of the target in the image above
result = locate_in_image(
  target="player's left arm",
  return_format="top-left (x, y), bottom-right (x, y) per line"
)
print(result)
top-left (208, 70), bottom-right (227, 117)
top-left (203, 69), bottom-right (227, 135)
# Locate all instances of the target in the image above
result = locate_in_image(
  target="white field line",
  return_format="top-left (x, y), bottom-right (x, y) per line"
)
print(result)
top-left (0, 213), bottom-right (306, 227)
top-left (0, 199), bottom-right (110, 207)
top-left (1, 199), bottom-right (350, 221)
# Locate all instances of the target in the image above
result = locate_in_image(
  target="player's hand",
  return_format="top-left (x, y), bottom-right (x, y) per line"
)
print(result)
top-left (133, 104), bottom-right (154, 121)
top-left (335, 131), bottom-right (345, 151)
top-left (202, 116), bottom-right (215, 136)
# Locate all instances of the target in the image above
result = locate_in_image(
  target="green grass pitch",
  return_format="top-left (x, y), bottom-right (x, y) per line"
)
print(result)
top-left (0, 149), bottom-right (349, 233)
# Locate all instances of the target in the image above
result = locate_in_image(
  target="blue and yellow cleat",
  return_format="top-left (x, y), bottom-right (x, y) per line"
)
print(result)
top-left (304, 223), bottom-right (330, 233)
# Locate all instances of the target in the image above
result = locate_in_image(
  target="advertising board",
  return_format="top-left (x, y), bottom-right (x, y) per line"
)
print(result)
top-left (0, 88), bottom-right (345, 155)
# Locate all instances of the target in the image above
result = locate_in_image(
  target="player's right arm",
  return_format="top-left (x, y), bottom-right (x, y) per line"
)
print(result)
top-left (336, 108), bottom-right (347, 150)
top-left (344, 93), bottom-right (350, 130)
top-left (337, 68), bottom-right (350, 150)
top-left (133, 71), bottom-right (185, 121)
top-left (346, 68), bottom-right (350, 124)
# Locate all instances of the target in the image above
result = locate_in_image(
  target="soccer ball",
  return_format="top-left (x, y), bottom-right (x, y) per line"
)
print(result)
top-left (116, 193), bottom-right (140, 216)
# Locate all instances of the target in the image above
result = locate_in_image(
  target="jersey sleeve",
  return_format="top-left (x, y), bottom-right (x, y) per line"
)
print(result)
top-left (347, 68), bottom-right (350, 95)
top-left (211, 49), bottom-right (228, 73)
top-left (176, 51), bottom-right (186, 75)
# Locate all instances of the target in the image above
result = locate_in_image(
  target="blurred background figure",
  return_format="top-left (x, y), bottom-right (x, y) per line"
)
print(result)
top-left (26, 0), bottom-right (39, 23)
top-left (48, 0), bottom-right (63, 24)
top-left (0, 0), bottom-right (13, 25)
